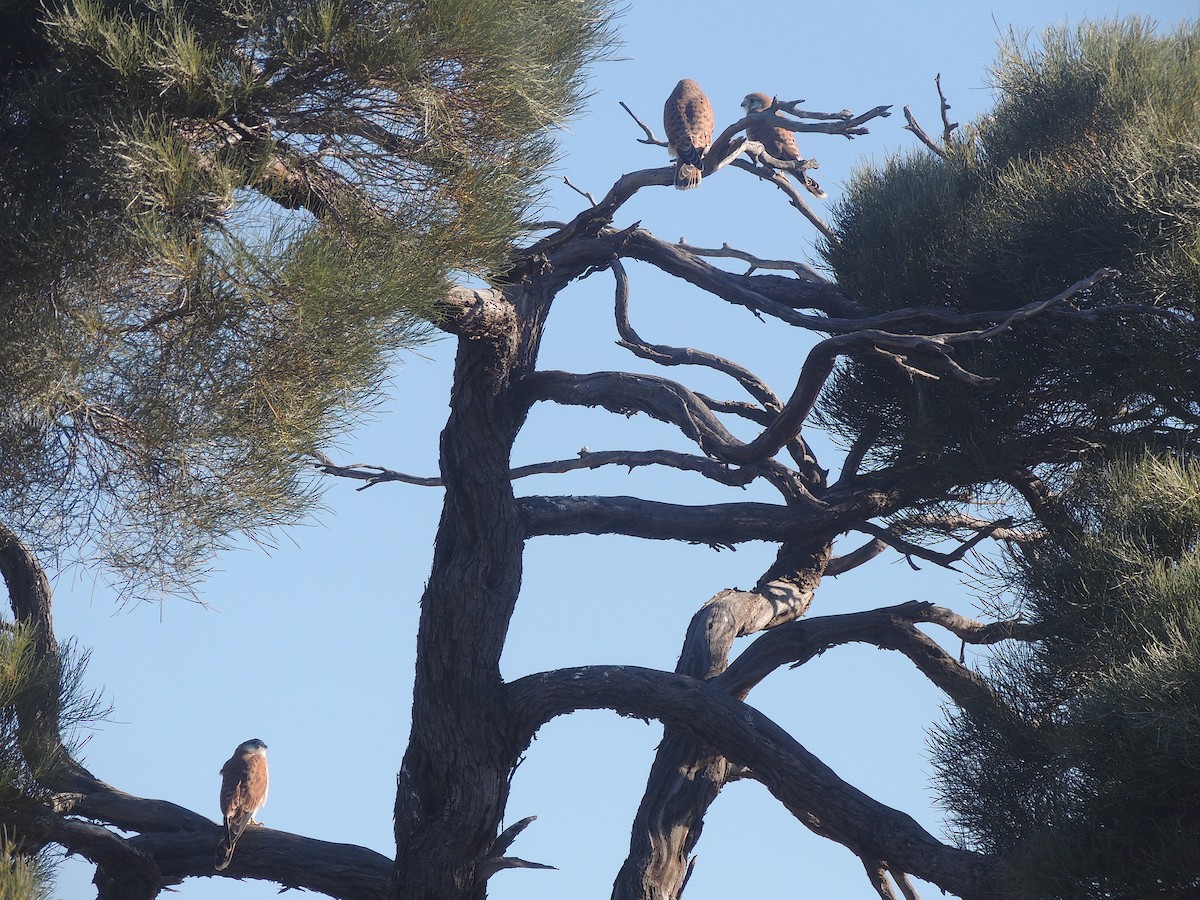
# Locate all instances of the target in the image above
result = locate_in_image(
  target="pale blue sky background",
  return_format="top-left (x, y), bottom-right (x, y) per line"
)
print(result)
top-left (50, 2), bottom-right (1196, 898)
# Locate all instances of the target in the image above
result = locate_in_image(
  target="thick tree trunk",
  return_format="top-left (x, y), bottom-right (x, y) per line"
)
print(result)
top-left (391, 328), bottom-right (524, 897)
top-left (390, 283), bottom-right (553, 899)
top-left (613, 543), bottom-right (829, 899)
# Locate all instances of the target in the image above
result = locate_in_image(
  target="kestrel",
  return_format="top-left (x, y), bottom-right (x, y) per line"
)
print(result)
top-left (663, 79), bottom-right (714, 190)
top-left (215, 738), bottom-right (269, 871)
top-left (741, 92), bottom-right (827, 198)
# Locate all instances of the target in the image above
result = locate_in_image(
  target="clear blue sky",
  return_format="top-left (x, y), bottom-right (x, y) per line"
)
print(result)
top-left (51, 2), bottom-right (1196, 898)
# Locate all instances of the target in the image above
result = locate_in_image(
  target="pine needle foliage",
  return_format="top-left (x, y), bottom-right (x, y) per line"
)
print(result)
top-left (0, 841), bottom-right (52, 900)
top-left (817, 19), bottom-right (1200, 485)
top-left (0, 621), bottom-right (101, 899)
top-left (0, 0), bottom-right (616, 597)
top-left (932, 454), bottom-right (1200, 898)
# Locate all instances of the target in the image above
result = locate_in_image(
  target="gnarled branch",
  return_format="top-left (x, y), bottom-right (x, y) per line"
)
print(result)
top-left (507, 664), bottom-right (1009, 900)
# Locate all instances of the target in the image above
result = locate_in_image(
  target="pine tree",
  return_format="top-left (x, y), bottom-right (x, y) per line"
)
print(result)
top-left (934, 454), bottom-right (1200, 898)
top-left (0, 0), bottom-right (614, 597)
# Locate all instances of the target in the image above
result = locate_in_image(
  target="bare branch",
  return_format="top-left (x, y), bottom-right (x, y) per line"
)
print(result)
top-left (611, 259), bottom-right (785, 410)
top-left (313, 447), bottom-right (787, 493)
top-left (902, 105), bottom-right (948, 159)
top-left (561, 176), bottom-right (597, 206)
top-left (518, 493), bottom-right (871, 545)
top-left (862, 857), bottom-right (903, 900)
top-left (22, 813), bottom-right (162, 900)
top-left (854, 517), bottom-right (1015, 571)
top-left (825, 537), bottom-right (889, 577)
top-left (936, 73), bottom-right (959, 143)
top-left (709, 105), bottom-right (893, 163)
top-left (893, 512), bottom-right (1045, 543)
top-left (476, 816), bottom-right (556, 884)
top-left (673, 240), bottom-right (829, 282)
top-left (619, 100), bottom-right (668, 147)
top-left (312, 456), bottom-right (441, 490)
top-left (713, 601), bottom-right (1041, 716)
top-left (730, 158), bottom-right (838, 243)
top-left (507, 664), bottom-right (1008, 899)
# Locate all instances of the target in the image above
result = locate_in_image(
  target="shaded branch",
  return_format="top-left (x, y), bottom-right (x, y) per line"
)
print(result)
top-left (517, 493), bottom-right (877, 545)
top-left (507, 664), bottom-right (1008, 899)
top-left (24, 814), bottom-right (162, 900)
top-left (611, 259), bottom-right (785, 411)
top-left (714, 601), bottom-right (1042, 717)
top-left (855, 517), bottom-right (1016, 571)
top-left (313, 448), bottom-right (780, 492)
top-left (673, 240), bottom-right (829, 283)
top-left (127, 824), bottom-right (391, 899)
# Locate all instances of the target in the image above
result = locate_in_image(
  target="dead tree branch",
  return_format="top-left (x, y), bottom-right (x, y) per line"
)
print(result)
top-left (673, 239), bottom-right (829, 282)
top-left (855, 517), bottom-right (1016, 571)
top-left (611, 259), bottom-right (785, 411)
top-left (507, 664), bottom-right (1010, 900)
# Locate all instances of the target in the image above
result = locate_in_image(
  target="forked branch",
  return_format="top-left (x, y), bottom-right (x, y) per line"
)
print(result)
top-left (507, 664), bottom-right (1009, 899)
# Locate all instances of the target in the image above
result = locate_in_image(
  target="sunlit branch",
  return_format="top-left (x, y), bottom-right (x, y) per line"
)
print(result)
top-left (708, 105), bottom-right (893, 165)
top-left (825, 537), bottom-right (889, 576)
top-left (936, 73), bottom-right (959, 143)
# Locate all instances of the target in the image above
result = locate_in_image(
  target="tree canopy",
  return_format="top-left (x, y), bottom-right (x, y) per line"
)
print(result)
top-left (0, 0), bottom-right (613, 596)
top-left (935, 454), bottom-right (1200, 899)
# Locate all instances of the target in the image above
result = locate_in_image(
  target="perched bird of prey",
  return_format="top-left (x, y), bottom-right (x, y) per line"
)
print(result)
top-left (663, 79), bottom-right (714, 190)
top-left (740, 92), bottom-right (827, 199)
top-left (215, 738), bottom-right (269, 871)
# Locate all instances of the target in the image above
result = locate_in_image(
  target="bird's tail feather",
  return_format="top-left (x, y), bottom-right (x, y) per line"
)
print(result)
top-left (214, 822), bottom-right (246, 871)
top-left (674, 163), bottom-right (702, 190)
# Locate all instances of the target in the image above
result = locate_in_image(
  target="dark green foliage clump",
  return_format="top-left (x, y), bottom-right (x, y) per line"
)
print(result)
top-left (933, 454), bottom-right (1200, 898)
top-left (0, 0), bottom-right (615, 596)
top-left (818, 19), bottom-right (1200, 488)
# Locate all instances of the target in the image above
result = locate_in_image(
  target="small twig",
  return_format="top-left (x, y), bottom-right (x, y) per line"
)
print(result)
top-left (855, 517), bottom-right (1016, 571)
top-left (562, 176), bottom-right (597, 206)
top-left (620, 100), bottom-right (667, 147)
